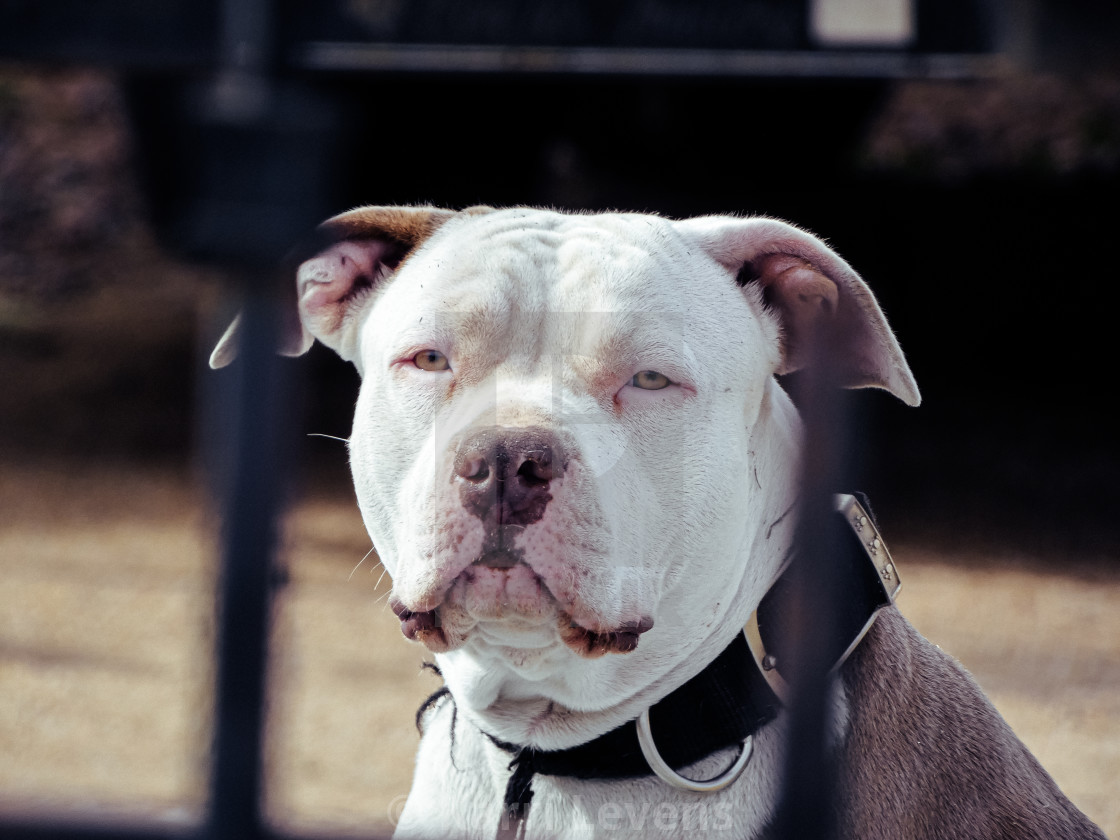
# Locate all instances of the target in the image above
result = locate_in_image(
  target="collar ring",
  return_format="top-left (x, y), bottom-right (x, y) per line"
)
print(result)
top-left (635, 704), bottom-right (754, 793)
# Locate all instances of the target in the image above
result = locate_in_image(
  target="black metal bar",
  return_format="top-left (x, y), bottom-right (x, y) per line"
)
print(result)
top-left (206, 292), bottom-right (290, 840)
top-left (0, 0), bottom-right (217, 67)
top-left (293, 43), bottom-right (1007, 80)
top-left (771, 331), bottom-right (853, 839)
top-left (202, 0), bottom-right (274, 834)
top-left (0, 817), bottom-right (197, 840)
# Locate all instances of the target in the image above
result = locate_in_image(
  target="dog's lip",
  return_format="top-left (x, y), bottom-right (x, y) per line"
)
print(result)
top-left (389, 596), bottom-right (428, 621)
top-left (388, 597), bottom-right (442, 641)
top-left (557, 614), bottom-right (655, 657)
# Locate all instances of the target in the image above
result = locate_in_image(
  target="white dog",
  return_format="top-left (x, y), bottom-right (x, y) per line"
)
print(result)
top-left (212, 206), bottom-right (1103, 840)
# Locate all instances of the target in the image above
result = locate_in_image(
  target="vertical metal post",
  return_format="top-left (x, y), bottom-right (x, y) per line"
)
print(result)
top-left (204, 2), bottom-right (281, 837)
top-left (207, 291), bottom-right (290, 840)
top-left (772, 327), bottom-right (852, 839)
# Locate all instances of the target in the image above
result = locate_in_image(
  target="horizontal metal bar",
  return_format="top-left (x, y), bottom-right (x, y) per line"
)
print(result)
top-left (0, 0), bottom-right (216, 68)
top-left (0, 816), bottom-right (388, 840)
top-left (295, 42), bottom-right (1009, 80)
top-left (0, 816), bottom-right (196, 840)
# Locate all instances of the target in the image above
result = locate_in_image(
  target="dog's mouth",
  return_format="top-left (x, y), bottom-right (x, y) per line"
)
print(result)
top-left (473, 548), bottom-right (520, 569)
top-left (388, 555), bottom-right (654, 658)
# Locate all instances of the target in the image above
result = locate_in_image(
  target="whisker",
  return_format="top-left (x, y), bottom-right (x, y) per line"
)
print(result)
top-left (348, 545), bottom-right (378, 581)
top-left (308, 433), bottom-right (351, 444)
top-left (373, 588), bottom-right (394, 607)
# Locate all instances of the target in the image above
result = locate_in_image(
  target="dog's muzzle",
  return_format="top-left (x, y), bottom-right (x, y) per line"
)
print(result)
top-left (454, 425), bottom-right (565, 562)
top-left (388, 424), bottom-right (657, 656)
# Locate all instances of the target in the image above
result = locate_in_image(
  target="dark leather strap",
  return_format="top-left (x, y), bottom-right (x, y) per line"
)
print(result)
top-left (756, 493), bottom-right (897, 685)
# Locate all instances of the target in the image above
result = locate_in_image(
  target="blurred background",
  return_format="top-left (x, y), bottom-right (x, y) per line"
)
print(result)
top-left (1, 0), bottom-right (1118, 837)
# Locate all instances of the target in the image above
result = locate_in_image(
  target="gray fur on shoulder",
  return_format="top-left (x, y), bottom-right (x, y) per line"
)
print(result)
top-left (835, 608), bottom-right (1105, 839)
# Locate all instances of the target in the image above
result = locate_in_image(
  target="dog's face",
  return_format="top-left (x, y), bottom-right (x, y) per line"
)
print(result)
top-left (212, 206), bottom-right (918, 740)
top-left (348, 210), bottom-right (785, 721)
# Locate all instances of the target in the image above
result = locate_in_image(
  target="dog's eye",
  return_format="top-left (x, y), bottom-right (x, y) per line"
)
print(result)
top-left (630, 370), bottom-right (672, 390)
top-left (414, 349), bottom-right (451, 372)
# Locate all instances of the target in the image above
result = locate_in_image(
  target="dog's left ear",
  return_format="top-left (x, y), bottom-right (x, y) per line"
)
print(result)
top-left (676, 216), bottom-right (920, 406)
top-left (209, 205), bottom-right (456, 368)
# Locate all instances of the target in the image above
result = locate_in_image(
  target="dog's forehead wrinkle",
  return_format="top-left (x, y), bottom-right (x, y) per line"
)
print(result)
top-left (399, 216), bottom-right (717, 385)
top-left (440, 210), bottom-right (678, 309)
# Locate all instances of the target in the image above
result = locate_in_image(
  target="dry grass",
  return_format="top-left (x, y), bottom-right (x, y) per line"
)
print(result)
top-left (0, 462), bottom-right (1116, 838)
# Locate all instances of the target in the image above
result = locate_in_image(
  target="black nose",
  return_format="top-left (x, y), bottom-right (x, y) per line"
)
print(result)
top-left (454, 426), bottom-right (563, 529)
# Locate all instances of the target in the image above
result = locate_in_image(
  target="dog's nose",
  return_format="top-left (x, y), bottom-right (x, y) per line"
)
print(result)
top-left (454, 426), bottom-right (563, 529)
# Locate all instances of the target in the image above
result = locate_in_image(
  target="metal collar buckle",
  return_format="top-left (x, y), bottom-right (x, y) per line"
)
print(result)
top-left (746, 493), bottom-right (902, 704)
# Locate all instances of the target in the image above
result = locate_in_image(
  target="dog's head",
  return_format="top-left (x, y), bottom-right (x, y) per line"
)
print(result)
top-left (212, 206), bottom-right (918, 744)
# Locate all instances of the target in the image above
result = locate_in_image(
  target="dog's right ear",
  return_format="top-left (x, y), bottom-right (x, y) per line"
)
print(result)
top-left (209, 205), bottom-right (457, 368)
top-left (675, 215), bottom-right (920, 406)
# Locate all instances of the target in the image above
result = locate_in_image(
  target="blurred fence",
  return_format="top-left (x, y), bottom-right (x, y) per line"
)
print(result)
top-left (0, 1), bottom-right (1004, 837)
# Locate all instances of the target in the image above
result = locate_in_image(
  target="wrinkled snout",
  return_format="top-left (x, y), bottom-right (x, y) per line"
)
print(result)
top-left (386, 414), bottom-right (657, 659)
top-left (454, 426), bottom-right (565, 558)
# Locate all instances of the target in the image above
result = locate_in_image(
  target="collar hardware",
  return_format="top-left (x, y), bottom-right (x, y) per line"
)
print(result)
top-left (636, 710), bottom-right (754, 792)
top-left (745, 493), bottom-right (901, 704)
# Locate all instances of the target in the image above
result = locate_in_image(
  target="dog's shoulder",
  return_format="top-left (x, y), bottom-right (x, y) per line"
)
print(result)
top-left (834, 607), bottom-right (1105, 839)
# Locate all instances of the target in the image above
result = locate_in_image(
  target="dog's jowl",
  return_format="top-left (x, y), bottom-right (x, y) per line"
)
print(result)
top-left (212, 207), bottom-right (1104, 840)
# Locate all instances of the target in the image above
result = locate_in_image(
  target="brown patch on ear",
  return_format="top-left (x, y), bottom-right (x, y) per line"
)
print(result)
top-left (751, 253), bottom-right (841, 374)
top-left (293, 206), bottom-right (461, 358)
top-left (318, 205), bottom-right (458, 250)
top-left (281, 205), bottom-right (459, 276)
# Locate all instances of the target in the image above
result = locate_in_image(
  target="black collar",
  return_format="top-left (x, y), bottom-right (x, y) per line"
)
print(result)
top-left (488, 631), bottom-right (779, 838)
top-left (428, 494), bottom-right (900, 837)
top-left (490, 630), bottom-right (779, 782)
